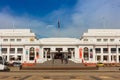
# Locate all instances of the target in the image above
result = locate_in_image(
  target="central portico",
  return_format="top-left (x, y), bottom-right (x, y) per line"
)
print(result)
top-left (39, 38), bottom-right (81, 63)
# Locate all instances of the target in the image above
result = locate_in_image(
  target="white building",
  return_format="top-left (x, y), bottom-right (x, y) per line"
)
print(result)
top-left (0, 29), bottom-right (120, 63)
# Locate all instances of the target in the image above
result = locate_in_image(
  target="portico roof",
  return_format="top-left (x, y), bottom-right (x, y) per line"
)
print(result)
top-left (39, 38), bottom-right (80, 46)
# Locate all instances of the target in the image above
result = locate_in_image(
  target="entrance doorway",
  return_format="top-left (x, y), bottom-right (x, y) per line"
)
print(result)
top-left (54, 48), bottom-right (63, 59)
top-left (54, 53), bottom-right (63, 59)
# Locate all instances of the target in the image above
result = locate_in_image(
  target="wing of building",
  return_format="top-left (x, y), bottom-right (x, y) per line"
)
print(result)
top-left (0, 29), bottom-right (120, 63)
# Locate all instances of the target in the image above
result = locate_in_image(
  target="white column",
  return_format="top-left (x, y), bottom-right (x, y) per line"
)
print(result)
top-left (93, 48), bottom-right (96, 63)
top-left (70, 50), bottom-right (74, 59)
top-left (116, 46), bottom-right (119, 63)
top-left (75, 47), bottom-right (79, 59)
top-left (45, 49), bottom-right (47, 59)
top-left (7, 47), bottom-right (10, 62)
top-left (23, 48), bottom-right (26, 63)
top-left (40, 46), bottom-right (43, 59)
top-left (35, 49), bottom-right (36, 60)
top-left (108, 47), bottom-right (111, 63)
top-left (15, 48), bottom-right (17, 60)
top-left (101, 48), bottom-right (103, 62)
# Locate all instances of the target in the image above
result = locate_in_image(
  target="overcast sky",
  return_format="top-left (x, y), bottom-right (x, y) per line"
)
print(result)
top-left (0, 0), bottom-right (120, 38)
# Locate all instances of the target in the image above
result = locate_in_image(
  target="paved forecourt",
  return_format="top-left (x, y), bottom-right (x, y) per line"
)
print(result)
top-left (0, 71), bottom-right (120, 80)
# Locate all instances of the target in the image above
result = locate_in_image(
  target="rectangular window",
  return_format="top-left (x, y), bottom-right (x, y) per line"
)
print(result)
top-left (10, 48), bottom-right (15, 53)
top-left (111, 48), bottom-right (116, 53)
top-left (103, 55), bottom-right (108, 61)
top-left (103, 48), bottom-right (108, 53)
top-left (97, 39), bottom-right (101, 42)
top-left (97, 55), bottom-right (101, 61)
top-left (1, 48), bottom-right (7, 53)
top-left (118, 48), bottom-right (120, 53)
top-left (111, 55), bottom-right (116, 61)
top-left (56, 48), bottom-right (62, 51)
top-left (103, 39), bottom-right (108, 42)
top-left (17, 48), bottom-right (23, 54)
top-left (10, 39), bottom-right (15, 42)
top-left (17, 39), bottom-right (21, 42)
top-left (95, 48), bottom-right (101, 53)
top-left (110, 39), bottom-right (114, 42)
top-left (84, 39), bottom-right (88, 41)
top-left (3, 39), bottom-right (8, 42)
top-left (17, 56), bottom-right (22, 61)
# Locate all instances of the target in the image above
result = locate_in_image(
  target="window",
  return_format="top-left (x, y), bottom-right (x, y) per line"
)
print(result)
top-left (103, 39), bottom-right (108, 42)
top-left (1, 48), bottom-right (7, 53)
top-left (95, 48), bottom-right (101, 53)
top-left (17, 39), bottom-right (21, 42)
top-left (9, 55), bottom-right (15, 61)
top-left (118, 48), bottom-right (120, 53)
top-left (111, 55), bottom-right (116, 61)
top-left (97, 39), bottom-right (101, 42)
top-left (17, 56), bottom-right (22, 61)
top-left (29, 47), bottom-right (35, 60)
top-left (10, 39), bottom-right (15, 42)
top-left (111, 48), bottom-right (116, 53)
top-left (97, 56), bottom-right (101, 61)
top-left (56, 48), bottom-right (62, 51)
top-left (84, 39), bottom-right (88, 41)
top-left (103, 48), bottom-right (108, 53)
top-left (103, 55), bottom-right (108, 61)
top-left (110, 39), bottom-right (114, 42)
top-left (84, 47), bottom-right (89, 60)
top-left (3, 39), bottom-right (8, 42)
top-left (17, 48), bottom-right (23, 53)
top-left (10, 48), bottom-right (15, 53)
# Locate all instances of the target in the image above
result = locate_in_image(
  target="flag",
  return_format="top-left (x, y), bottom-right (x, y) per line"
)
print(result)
top-left (58, 20), bottom-right (60, 29)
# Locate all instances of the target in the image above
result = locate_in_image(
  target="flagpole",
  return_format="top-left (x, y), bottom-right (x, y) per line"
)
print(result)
top-left (58, 20), bottom-right (60, 37)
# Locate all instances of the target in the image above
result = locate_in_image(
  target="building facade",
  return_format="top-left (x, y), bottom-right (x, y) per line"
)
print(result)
top-left (0, 29), bottom-right (120, 63)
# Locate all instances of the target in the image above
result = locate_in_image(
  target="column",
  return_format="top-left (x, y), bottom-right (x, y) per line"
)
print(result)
top-left (108, 47), bottom-right (111, 63)
top-left (71, 50), bottom-right (74, 59)
top-left (45, 50), bottom-right (48, 59)
top-left (40, 46), bottom-right (43, 59)
top-left (116, 46), bottom-right (119, 63)
top-left (101, 48), bottom-right (103, 62)
top-left (93, 48), bottom-right (96, 63)
top-left (23, 48), bottom-right (25, 63)
top-left (7, 47), bottom-right (10, 62)
top-left (15, 48), bottom-right (17, 60)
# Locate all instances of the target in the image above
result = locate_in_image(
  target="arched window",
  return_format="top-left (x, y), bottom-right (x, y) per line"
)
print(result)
top-left (83, 47), bottom-right (89, 60)
top-left (29, 47), bottom-right (35, 60)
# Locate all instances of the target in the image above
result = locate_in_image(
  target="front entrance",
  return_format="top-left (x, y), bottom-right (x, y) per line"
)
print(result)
top-left (43, 48), bottom-right (75, 61)
top-left (54, 53), bottom-right (63, 59)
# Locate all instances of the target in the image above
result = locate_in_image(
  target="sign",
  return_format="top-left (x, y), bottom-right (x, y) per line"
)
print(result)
top-left (79, 48), bottom-right (82, 58)
top-left (26, 50), bottom-right (28, 55)
top-left (90, 53), bottom-right (93, 58)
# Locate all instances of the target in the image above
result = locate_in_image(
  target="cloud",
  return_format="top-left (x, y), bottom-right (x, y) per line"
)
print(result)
top-left (0, 0), bottom-right (120, 38)
top-left (0, 9), bottom-right (56, 37)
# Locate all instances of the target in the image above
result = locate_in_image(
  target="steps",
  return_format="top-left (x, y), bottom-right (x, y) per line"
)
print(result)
top-left (21, 60), bottom-right (98, 70)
